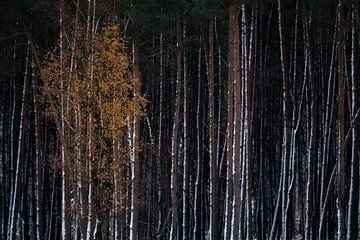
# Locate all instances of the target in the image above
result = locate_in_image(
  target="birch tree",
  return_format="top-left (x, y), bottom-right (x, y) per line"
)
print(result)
top-left (337, 0), bottom-right (346, 238)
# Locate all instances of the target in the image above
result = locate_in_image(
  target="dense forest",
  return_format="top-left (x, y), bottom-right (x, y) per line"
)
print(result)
top-left (1, 0), bottom-right (359, 239)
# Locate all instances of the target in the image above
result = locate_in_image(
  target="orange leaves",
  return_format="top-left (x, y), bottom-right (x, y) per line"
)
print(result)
top-left (41, 22), bottom-right (145, 212)
top-left (42, 23), bottom-right (144, 144)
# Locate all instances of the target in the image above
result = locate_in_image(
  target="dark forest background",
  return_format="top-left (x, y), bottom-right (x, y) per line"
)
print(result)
top-left (0, 0), bottom-right (359, 239)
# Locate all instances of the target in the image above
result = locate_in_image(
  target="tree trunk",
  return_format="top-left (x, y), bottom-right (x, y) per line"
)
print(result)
top-left (32, 59), bottom-right (44, 240)
top-left (305, 14), bottom-right (316, 240)
top-left (205, 17), bottom-right (219, 240)
top-left (277, 0), bottom-right (291, 238)
top-left (157, 27), bottom-right (165, 237)
top-left (193, 34), bottom-right (202, 240)
top-left (245, 5), bottom-right (256, 239)
top-left (231, 3), bottom-right (241, 239)
top-left (130, 36), bottom-right (141, 240)
top-left (59, 0), bottom-right (67, 238)
top-left (7, 42), bottom-right (30, 240)
top-left (337, 0), bottom-right (346, 238)
top-left (224, 2), bottom-right (237, 239)
top-left (346, 5), bottom-right (358, 240)
top-left (182, 21), bottom-right (189, 240)
top-left (170, 11), bottom-right (182, 240)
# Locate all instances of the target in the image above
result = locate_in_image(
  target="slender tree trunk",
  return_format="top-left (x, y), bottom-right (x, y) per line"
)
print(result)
top-left (69, 2), bottom-right (80, 238)
top-left (346, 6), bottom-right (357, 240)
top-left (32, 60), bottom-right (43, 240)
top-left (305, 14), bottom-right (316, 240)
top-left (182, 21), bottom-right (189, 240)
top-left (170, 11), bottom-right (182, 240)
top-left (230, 3), bottom-right (241, 239)
top-left (205, 17), bottom-right (219, 240)
top-left (277, 0), bottom-right (291, 238)
top-left (224, 2), bottom-right (237, 239)
top-left (130, 35), bottom-right (141, 240)
top-left (193, 34), bottom-right (202, 240)
top-left (8, 38), bottom-right (17, 240)
top-left (85, 1), bottom-right (96, 237)
top-left (246, 5), bottom-right (256, 239)
top-left (286, 1), bottom-right (300, 237)
top-left (86, 121), bottom-right (93, 240)
top-left (157, 27), bottom-right (165, 237)
top-left (59, 0), bottom-right (67, 238)
top-left (0, 59), bottom-right (4, 240)
top-left (337, 0), bottom-right (346, 239)
top-left (7, 42), bottom-right (30, 240)
top-left (356, 7), bottom-right (360, 239)
top-left (319, 15), bottom-right (337, 237)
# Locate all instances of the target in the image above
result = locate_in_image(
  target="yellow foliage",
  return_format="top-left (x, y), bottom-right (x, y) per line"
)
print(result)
top-left (42, 23), bottom-right (145, 213)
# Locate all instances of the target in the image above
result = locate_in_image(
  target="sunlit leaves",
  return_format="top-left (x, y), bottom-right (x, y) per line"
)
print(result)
top-left (42, 23), bottom-right (145, 213)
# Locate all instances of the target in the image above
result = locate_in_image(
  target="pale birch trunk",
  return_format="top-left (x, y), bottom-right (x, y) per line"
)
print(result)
top-left (205, 17), bottom-right (219, 240)
top-left (337, 0), bottom-right (346, 238)
top-left (277, 0), bottom-right (291, 238)
top-left (7, 41), bottom-right (30, 240)
top-left (59, 0), bottom-right (67, 238)
top-left (285, 1), bottom-right (300, 236)
top-left (182, 21), bottom-right (189, 240)
top-left (318, 16), bottom-right (337, 237)
top-left (305, 15), bottom-right (316, 240)
top-left (157, 28), bottom-right (164, 236)
top-left (193, 35), bottom-right (202, 240)
top-left (347, 5), bottom-right (357, 240)
top-left (9, 39), bottom-right (17, 238)
top-left (130, 40), bottom-right (141, 240)
top-left (32, 59), bottom-right (43, 240)
top-left (246, 5), bottom-right (256, 239)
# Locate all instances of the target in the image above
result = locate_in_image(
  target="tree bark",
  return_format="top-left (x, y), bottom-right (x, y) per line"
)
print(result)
top-left (305, 14), bottom-right (316, 240)
top-left (205, 17), bottom-right (219, 240)
top-left (337, 0), bottom-right (346, 239)
top-left (130, 33), bottom-right (141, 240)
top-left (193, 34), bottom-right (202, 240)
top-left (59, 0), bottom-right (67, 238)
top-left (170, 11), bottom-right (182, 240)
top-left (7, 42), bottom-right (30, 240)
top-left (32, 60), bottom-right (44, 240)
top-left (277, 0), bottom-right (291, 238)
top-left (346, 6), bottom-right (359, 240)
top-left (224, 2), bottom-right (237, 239)
top-left (182, 20), bottom-right (189, 240)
